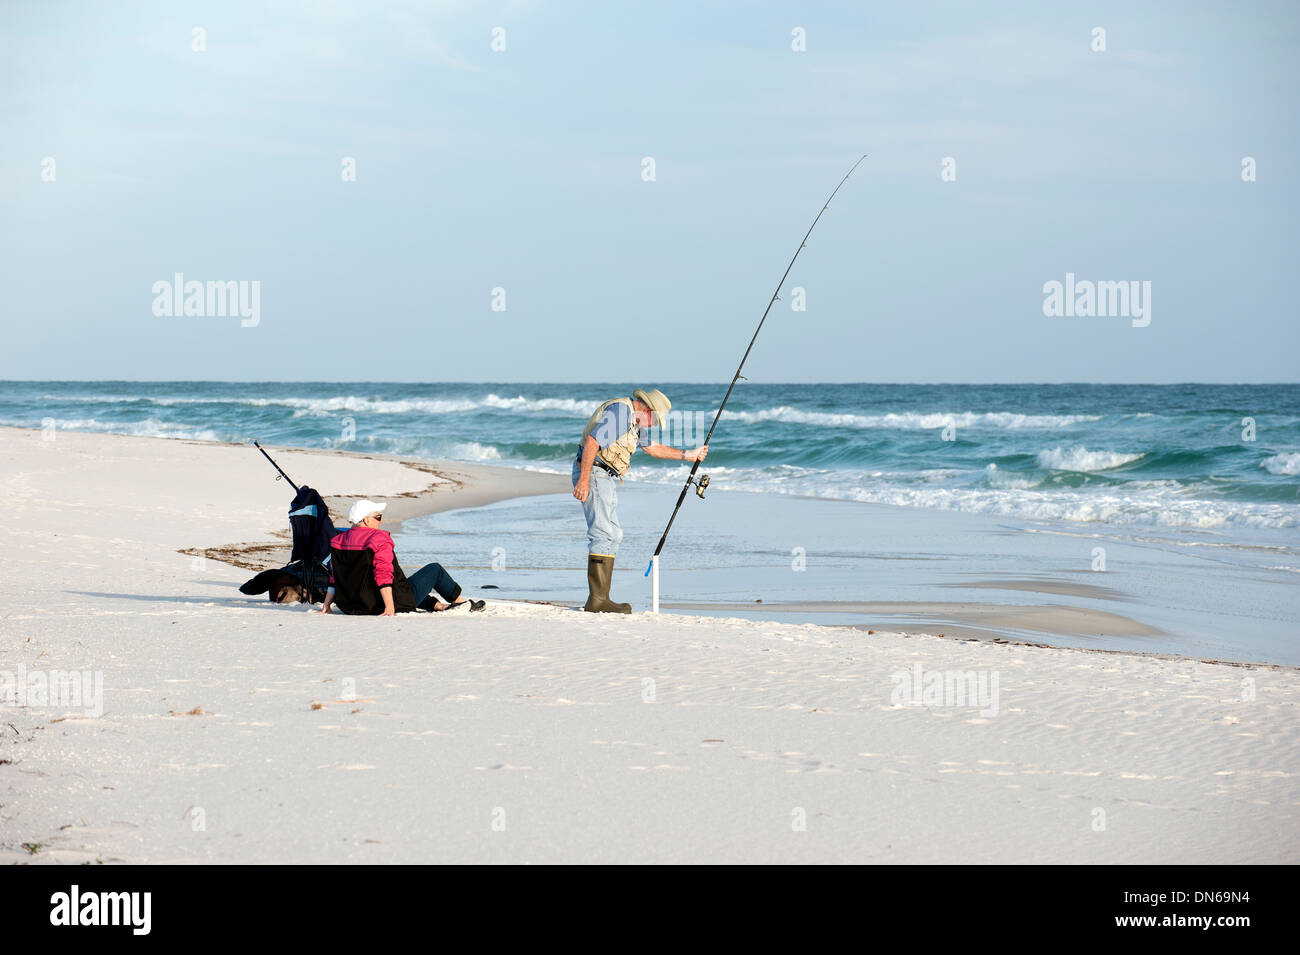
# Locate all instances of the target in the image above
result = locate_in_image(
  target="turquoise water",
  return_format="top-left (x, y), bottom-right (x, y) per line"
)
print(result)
top-left (4, 381), bottom-right (1298, 534)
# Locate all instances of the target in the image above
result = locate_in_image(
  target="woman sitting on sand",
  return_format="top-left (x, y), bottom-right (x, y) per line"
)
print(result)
top-left (317, 499), bottom-right (485, 616)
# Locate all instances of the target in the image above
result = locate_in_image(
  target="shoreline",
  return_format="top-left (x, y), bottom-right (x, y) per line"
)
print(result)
top-left (403, 475), bottom-right (1300, 667)
top-left (8, 424), bottom-right (1292, 666)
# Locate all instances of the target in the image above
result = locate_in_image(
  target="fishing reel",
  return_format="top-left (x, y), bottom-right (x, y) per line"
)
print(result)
top-left (690, 473), bottom-right (710, 499)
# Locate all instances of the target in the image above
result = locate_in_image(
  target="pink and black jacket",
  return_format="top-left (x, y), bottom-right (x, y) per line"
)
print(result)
top-left (328, 526), bottom-right (417, 614)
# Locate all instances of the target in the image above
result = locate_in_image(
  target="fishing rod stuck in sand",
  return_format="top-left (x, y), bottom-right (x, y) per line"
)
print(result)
top-left (645, 154), bottom-right (867, 612)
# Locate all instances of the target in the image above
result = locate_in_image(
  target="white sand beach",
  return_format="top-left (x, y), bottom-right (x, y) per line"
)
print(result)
top-left (1, 427), bottom-right (1296, 864)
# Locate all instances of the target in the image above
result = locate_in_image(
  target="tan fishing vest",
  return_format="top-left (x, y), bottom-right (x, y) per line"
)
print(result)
top-left (581, 397), bottom-right (639, 477)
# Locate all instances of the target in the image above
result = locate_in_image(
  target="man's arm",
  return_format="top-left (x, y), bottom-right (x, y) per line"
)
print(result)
top-left (318, 559), bottom-right (338, 614)
top-left (644, 443), bottom-right (708, 462)
top-left (372, 534), bottom-right (398, 616)
top-left (573, 434), bottom-right (599, 502)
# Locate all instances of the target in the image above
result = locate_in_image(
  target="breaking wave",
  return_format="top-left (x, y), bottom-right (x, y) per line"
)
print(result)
top-left (1035, 446), bottom-right (1145, 472)
top-left (1261, 452), bottom-right (1300, 476)
top-left (717, 407), bottom-right (1103, 430)
top-left (38, 392), bottom-right (598, 417)
top-left (628, 465), bottom-right (1297, 530)
top-left (446, 441), bottom-right (503, 461)
top-left (16, 417), bottom-right (223, 442)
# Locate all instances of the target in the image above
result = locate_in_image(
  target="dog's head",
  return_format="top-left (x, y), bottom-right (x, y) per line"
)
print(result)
top-left (270, 583), bottom-right (306, 604)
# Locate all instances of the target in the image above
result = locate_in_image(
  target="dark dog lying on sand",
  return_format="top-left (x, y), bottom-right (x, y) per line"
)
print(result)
top-left (239, 567), bottom-right (325, 605)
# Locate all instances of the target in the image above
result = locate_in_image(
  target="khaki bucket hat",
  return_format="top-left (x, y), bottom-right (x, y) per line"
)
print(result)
top-left (632, 388), bottom-right (672, 427)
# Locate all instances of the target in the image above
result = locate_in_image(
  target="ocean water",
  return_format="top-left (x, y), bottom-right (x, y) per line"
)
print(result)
top-left (5, 381), bottom-right (1298, 535)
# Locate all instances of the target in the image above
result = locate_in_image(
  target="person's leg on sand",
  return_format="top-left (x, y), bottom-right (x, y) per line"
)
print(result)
top-left (574, 460), bottom-right (631, 613)
top-left (409, 562), bottom-right (485, 612)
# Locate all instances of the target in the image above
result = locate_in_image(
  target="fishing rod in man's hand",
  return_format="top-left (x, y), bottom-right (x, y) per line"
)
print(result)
top-left (645, 155), bottom-right (867, 611)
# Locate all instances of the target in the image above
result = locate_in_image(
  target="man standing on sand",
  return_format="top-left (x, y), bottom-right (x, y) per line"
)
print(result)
top-left (573, 388), bottom-right (707, 613)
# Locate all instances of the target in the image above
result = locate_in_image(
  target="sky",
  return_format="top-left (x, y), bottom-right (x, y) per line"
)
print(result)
top-left (1, 0), bottom-right (1297, 383)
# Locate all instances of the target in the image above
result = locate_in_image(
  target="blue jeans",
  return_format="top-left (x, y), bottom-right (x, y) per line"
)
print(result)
top-left (407, 562), bottom-right (461, 606)
top-left (573, 458), bottom-right (622, 557)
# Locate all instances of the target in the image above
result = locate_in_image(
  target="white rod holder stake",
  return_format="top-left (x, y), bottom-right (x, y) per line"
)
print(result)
top-left (651, 555), bottom-right (660, 614)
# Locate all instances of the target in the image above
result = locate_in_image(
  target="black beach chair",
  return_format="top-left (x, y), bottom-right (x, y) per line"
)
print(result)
top-left (286, 485), bottom-right (337, 602)
top-left (239, 484), bottom-right (339, 604)
top-left (241, 441), bottom-right (342, 604)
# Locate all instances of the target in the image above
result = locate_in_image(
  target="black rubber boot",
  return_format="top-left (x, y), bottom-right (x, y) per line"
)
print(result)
top-left (584, 555), bottom-right (631, 613)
